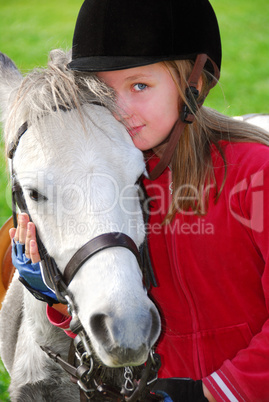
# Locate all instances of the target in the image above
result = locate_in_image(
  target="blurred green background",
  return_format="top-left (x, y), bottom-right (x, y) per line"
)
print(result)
top-left (0, 0), bottom-right (268, 399)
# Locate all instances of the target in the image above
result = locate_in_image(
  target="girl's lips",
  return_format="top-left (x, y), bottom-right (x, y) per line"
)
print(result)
top-left (127, 125), bottom-right (145, 138)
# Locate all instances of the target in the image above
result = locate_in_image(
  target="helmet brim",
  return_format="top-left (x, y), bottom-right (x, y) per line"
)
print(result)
top-left (67, 54), bottom-right (195, 73)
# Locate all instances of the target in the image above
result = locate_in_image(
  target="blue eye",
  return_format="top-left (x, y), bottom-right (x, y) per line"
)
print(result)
top-left (133, 83), bottom-right (147, 91)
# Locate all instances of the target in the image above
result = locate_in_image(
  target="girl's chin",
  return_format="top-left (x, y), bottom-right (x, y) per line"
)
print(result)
top-left (131, 137), bottom-right (151, 152)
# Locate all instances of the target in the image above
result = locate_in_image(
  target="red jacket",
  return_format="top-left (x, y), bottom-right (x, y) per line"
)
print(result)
top-left (144, 141), bottom-right (269, 401)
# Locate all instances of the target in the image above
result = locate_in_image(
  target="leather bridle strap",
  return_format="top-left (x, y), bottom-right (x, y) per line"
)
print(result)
top-left (8, 105), bottom-right (156, 304)
top-left (7, 121), bottom-right (29, 160)
top-left (149, 54), bottom-right (219, 180)
top-left (62, 232), bottom-right (141, 286)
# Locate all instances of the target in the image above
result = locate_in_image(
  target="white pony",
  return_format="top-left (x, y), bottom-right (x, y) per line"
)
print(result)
top-left (0, 50), bottom-right (161, 401)
top-left (234, 113), bottom-right (269, 132)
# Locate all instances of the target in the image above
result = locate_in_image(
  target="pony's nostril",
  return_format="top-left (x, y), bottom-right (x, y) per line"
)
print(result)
top-left (90, 307), bottom-right (161, 361)
top-left (90, 313), bottom-right (111, 346)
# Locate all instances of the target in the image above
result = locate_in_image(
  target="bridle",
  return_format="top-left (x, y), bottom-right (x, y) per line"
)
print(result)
top-left (8, 117), bottom-right (162, 401)
top-left (148, 54), bottom-right (220, 180)
top-left (7, 54), bottom-right (218, 399)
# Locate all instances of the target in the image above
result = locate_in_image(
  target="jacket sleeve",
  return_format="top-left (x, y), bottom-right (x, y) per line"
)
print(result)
top-left (203, 162), bottom-right (269, 402)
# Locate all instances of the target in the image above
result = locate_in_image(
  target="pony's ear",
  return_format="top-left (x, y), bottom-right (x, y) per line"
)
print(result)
top-left (0, 53), bottom-right (23, 124)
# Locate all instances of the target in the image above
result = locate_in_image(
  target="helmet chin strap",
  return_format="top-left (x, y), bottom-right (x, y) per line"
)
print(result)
top-left (149, 53), bottom-right (219, 180)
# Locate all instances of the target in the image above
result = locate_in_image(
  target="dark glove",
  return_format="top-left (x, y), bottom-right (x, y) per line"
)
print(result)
top-left (12, 240), bottom-right (58, 304)
top-left (152, 378), bottom-right (208, 402)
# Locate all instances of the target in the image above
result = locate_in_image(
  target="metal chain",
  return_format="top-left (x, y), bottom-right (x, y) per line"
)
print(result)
top-left (124, 367), bottom-right (135, 392)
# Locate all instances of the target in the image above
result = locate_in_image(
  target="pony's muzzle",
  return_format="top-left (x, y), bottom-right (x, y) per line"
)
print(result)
top-left (90, 306), bottom-right (161, 367)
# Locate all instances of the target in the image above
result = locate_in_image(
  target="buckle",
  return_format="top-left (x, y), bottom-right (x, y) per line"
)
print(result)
top-left (181, 86), bottom-right (200, 124)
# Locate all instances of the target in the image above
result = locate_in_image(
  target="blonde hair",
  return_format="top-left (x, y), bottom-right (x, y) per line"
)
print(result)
top-left (158, 60), bottom-right (269, 222)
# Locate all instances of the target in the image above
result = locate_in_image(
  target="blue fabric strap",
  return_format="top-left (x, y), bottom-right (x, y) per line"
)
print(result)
top-left (155, 391), bottom-right (174, 401)
top-left (12, 240), bottom-right (58, 302)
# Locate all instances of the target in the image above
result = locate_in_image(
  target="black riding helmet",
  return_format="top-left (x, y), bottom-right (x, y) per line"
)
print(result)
top-left (68, 0), bottom-right (221, 76)
top-left (68, 0), bottom-right (222, 179)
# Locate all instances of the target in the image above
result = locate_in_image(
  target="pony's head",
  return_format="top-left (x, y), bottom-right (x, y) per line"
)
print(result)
top-left (0, 50), bottom-right (161, 367)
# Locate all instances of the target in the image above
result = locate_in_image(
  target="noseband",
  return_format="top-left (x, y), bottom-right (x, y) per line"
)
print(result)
top-left (8, 117), bottom-right (161, 401)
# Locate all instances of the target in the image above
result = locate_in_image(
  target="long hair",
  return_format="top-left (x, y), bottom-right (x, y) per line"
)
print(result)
top-left (158, 60), bottom-right (269, 222)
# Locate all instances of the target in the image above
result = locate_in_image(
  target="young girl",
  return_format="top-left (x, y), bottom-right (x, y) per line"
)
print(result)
top-left (11, 0), bottom-right (269, 401)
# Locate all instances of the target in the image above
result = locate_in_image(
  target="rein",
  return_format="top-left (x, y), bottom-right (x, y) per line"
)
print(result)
top-left (8, 118), bottom-right (162, 401)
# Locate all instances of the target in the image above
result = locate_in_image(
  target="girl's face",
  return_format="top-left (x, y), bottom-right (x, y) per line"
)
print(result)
top-left (96, 63), bottom-right (180, 151)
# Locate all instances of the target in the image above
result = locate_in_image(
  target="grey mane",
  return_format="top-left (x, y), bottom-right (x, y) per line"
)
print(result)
top-left (5, 49), bottom-right (116, 146)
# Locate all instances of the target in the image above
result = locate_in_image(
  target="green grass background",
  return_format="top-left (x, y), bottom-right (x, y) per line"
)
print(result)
top-left (0, 0), bottom-right (268, 399)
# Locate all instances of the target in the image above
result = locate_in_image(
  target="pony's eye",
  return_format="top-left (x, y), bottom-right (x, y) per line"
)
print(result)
top-left (29, 189), bottom-right (47, 202)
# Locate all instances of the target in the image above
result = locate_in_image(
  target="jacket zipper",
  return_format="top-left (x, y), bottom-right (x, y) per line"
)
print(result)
top-left (170, 221), bottom-right (203, 378)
